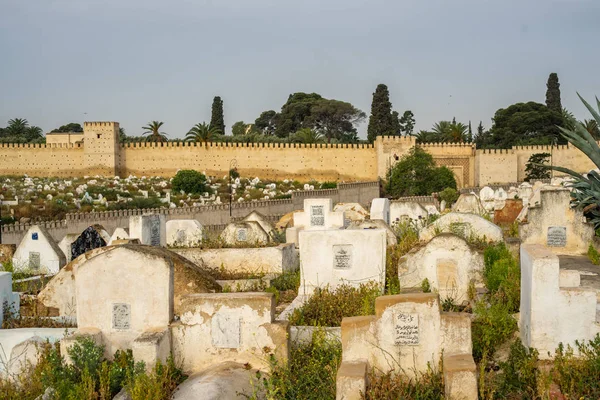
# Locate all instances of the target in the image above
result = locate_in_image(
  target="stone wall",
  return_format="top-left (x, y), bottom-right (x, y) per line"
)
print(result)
top-left (1, 121), bottom-right (599, 190)
top-left (0, 182), bottom-right (380, 245)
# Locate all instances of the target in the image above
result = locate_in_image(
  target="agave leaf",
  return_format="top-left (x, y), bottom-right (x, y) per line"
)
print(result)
top-left (548, 165), bottom-right (590, 182)
top-left (578, 92), bottom-right (600, 127)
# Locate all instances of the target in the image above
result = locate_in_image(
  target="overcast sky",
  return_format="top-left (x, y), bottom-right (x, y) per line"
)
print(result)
top-left (0, 0), bottom-right (598, 139)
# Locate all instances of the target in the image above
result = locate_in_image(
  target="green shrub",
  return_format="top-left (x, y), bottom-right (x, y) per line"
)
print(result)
top-left (494, 341), bottom-right (541, 399)
top-left (288, 283), bottom-right (380, 327)
top-left (437, 187), bottom-right (459, 206)
top-left (421, 278), bottom-right (431, 293)
top-left (483, 243), bottom-right (520, 312)
top-left (125, 356), bottom-right (184, 400)
top-left (108, 197), bottom-right (163, 210)
top-left (588, 244), bottom-right (600, 265)
top-left (171, 170), bottom-right (208, 194)
top-left (472, 301), bottom-right (518, 361)
top-left (552, 334), bottom-right (600, 399)
top-left (385, 147), bottom-right (457, 197)
top-left (270, 270), bottom-right (301, 292)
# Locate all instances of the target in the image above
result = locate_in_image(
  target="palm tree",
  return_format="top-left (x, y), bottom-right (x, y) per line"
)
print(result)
top-left (447, 122), bottom-right (469, 142)
top-left (6, 118), bottom-right (29, 136)
top-left (431, 121), bottom-right (451, 142)
top-left (142, 121), bottom-right (168, 143)
top-left (185, 122), bottom-right (222, 146)
top-left (292, 128), bottom-right (325, 144)
top-left (582, 119), bottom-right (600, 140)
top-left (26, 126), bottom-right (43, 140)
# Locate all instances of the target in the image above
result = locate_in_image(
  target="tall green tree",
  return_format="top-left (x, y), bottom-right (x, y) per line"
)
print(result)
top-left (210, 96), bottom-right (225, 135)
top-left (399, 110), bottom-right (415, 136)
top-left (367, 84), bottom-right (395, 142)
top-left (254, 110), bottom-right (277, 135)
top-left (292, 128), bottom-right (325, 144)
top-left (391, 111), bottom-right (402, 136)
top-left (467, 121), bottom-right (473, 142)
top-left (488, 102), bottom-right (564, 148)
top-left (142, 121), bottom-right (168, 143)
top-left (232, 121), bottom-right (247, 136)
top-left (546, 73), bottom-right (562, 114)
top-left (186, 122), bottom-right (221, 146)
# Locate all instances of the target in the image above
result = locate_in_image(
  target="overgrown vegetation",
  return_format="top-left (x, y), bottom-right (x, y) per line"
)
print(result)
top-left (288, 283), bottom-right (380, 327)
top-left (0, 337), bottom-right (185, 400)
top-left (385, 147), bottom-right (457, 197)
top-left (587, 243), bottom-right (600, 265)
top-left (362, 363), bottom-right (444, 400)
top-left (248, 331), bottom-right (342, 400)
top-left (437, 187), bottom-right (459, 207)
top-left (524, 152), bottom-right (551, 181)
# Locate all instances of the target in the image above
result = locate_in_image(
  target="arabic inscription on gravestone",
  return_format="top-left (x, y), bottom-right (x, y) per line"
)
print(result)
top-left (394, 313), bottom-right (419, 346)
top-left (333, 244), bottom-right (352, 269)
top-left (310, 205), bottom-right (325, 226)
top-left (547, 226), bottom-right (567, 247)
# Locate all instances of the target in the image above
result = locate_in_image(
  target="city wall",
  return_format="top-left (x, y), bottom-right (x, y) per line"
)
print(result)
top-left (0, 121), bottom-right (597, 188)
top-left (0, 181), bottom-right (380, 245)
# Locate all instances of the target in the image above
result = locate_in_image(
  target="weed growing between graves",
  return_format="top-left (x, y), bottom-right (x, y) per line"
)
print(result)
top-left (246, 330), bottom-right (342, 400)
top-left (288, 283), bottom-right (380, 327)
top-left (385, 220), bottom-right (420, 295)
top-left (361, 362), bottom-right (444, 400)
top-left (0, 337), bottom-right (185, 400)
top-left (266, 269), bottom-right (300, 304)
top-left (587, 243), bottom-right (600, 265)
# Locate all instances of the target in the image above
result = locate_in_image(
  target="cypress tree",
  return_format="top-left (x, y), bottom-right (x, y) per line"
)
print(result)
top-left (545, 73), bottom-right (562, 113)
top-left (367, 84), bottom-right (395, 142)
top-left (210, 96), bottom-right (225, 134)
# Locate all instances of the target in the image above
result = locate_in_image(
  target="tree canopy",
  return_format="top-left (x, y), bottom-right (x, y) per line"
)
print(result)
top-left (0, 118), bottom-right (44, 143)
top-left (487, 101), bottom-right (564, 148)
top-left (51, 123), bottom-right (83, 133)
top-left (545, 73), bottom-right (562, 114)
top-left (253, 92), bottom-right (365, 143)
top-left (385, 146), bottom-right (457, 197)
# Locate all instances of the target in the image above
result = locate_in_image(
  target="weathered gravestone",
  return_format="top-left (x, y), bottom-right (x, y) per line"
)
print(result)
top-left (370, 198), bottom-right (390, 225)
top-left (398, 234), bottom-right (484, 301)
top-left (220, 221), bottom-right (269, 246)
top-left (242, 211), bottom-right (277, 240)
top-left (58, 234), bottom-right (78, 263)
top-left (70, 224), bottom-right (111, 260)
top-left (519, 188), bottom-right (594, 254)
top-left (337, 293), bottom-right (477, 400)
top-left (171, 292), bottom-right (289, 375)
top-left (129, 214), bottom-right (166, 247)
top-left (297, 228), bottom-right (387, 296)
top-left (419, 212), bottom-right (503, 243)
top-left (389, 201), bottom-right (429, 227)
top-left (0, 272), bottom-right (20, 327)
top-left (520, 244), bottom-right (600, 359)
top-left (347, 219), bottom-right (397, 247)
top-left (334, 203), bottom-right (369, 227)
top-left (166, 220), bottom-right (204, 248)
top-left (452, 193), bottom-right (484, 215)
top-left (60, 245), bottom-right (220, 365)
top-left (108, 228), bottom-right (130, 245)
top-left (12, 225), bottom-right (65, 275)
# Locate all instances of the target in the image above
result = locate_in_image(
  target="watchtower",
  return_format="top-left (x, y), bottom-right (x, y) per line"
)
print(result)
top-left (83, 122), bottom-right (119, 176)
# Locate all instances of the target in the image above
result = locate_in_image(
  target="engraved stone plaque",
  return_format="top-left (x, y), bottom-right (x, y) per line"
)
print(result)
top-left (394, 312), bottom-right (419, 346)
top-left (436, 259), bottom-right (458, 294)
top-left (112, 303), bottom-right (131, 330)
top-left (237, 228), bottom-right (248, 242)
top-left (310, 205), bottom-right (325, 226)
top-left (211, 314), bottom-right (241, 348)
top-left (333, 244), bottom-right (352, 269)
top-left (29, 252), bottom-right (40, 270)
top-left (176, 230), bottom-right (187, 243)
top-left (149, 216), bottom-right (161, 246)
top-left (547, 226), bottom-right (567, 247)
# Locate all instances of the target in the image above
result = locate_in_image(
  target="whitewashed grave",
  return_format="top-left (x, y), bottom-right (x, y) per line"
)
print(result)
top-left (220, 221), bottom-right (270, 246)
top-left (129, 214), bottom-right (166, 246)
top-left (166, 220), bottom-right (204, 247)
top-left (12, 225), bottom-right (66, 275)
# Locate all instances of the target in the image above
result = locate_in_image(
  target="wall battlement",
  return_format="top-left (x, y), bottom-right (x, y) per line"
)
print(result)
top-left (0, 120), bottom-right (597, 187)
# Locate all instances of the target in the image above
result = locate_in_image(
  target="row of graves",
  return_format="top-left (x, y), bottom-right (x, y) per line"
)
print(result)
top-left (0, 182), bottom-right (599, 399)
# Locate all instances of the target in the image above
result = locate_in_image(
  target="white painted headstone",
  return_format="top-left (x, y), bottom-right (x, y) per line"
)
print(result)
top-left (293, 199), bottom-right (345, 231)
top-left (129, 214), bottom-right (166, 247)
top-left (370, 198), bottom-right (391, 224)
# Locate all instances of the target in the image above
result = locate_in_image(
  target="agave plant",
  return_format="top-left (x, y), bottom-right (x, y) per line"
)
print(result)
top-left (550, 93), bottom-right (600, 228)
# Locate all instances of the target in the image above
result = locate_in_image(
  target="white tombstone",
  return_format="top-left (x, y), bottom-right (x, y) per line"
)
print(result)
top-left (520, 244), bottom-right (600, 359)
top-left (334, 203), bottom-right (369, 227)
top-left (389, 201), bottom-right (429, 226)
top-left (108, 228), bottom-right (130, 245)
top-left (293, 198), bottom-right (345, 231)
top-left (347, 220), bottom-right (397, 247)
top-left (370, 198), bottom-right (391, 224)
top-left (479, 186), bottom-right (495, 202)
top-left (166, 220), bottom-right (204, 248)
top-left (129, 214), bottom-right (166, 247)
top-left (0, 272), bottom-right (20, 327)
top-left (398, 234), bottom-right (484, 301)
top-left (297, 229), bottom-right (386, 296)
top-left (494, 188), bottom-right (508, 210)
top-left (12, 225), bottom-right (66, 275)
top-left (419, 212), bottom-right (503, 243)
top-left (242, 211), bottom-right (276, 239)
top-left (220, 221), bottom-right (270, 246)
top-left (58, 234), bottom-right (79, 263)
top-left (518, 182), bottom-right (533, 207)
